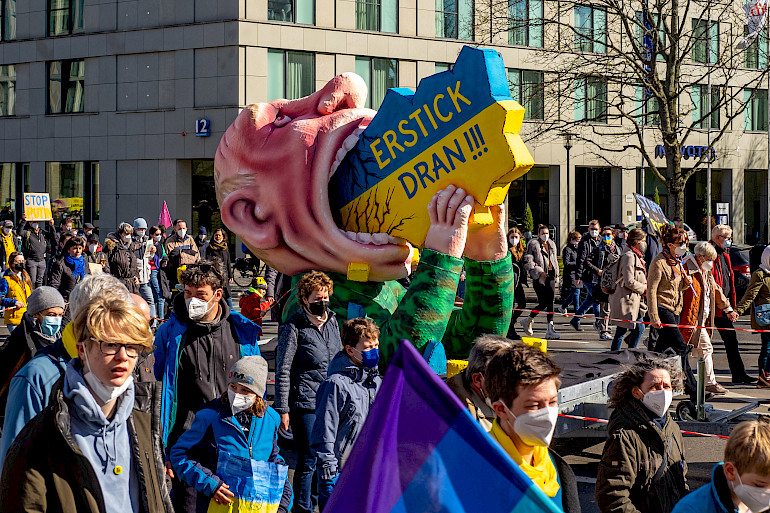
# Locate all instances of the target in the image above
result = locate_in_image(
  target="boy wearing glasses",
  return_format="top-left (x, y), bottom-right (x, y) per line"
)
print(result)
top-left (154, 260), bottom-right (261, 513)
top-left (0, 297), bottom-right (172, 512)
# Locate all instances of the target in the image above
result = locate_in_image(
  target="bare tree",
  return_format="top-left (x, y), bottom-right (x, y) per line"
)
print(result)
top-left (470, 0), bottom-right (769, 218)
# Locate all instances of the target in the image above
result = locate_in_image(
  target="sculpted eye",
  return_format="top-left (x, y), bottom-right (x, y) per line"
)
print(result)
top-left (274, 114), bottom-right (292, 127)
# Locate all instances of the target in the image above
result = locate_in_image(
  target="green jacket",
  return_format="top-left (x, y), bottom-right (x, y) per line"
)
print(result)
top-left (0, 381), bottom-right (172, 513)
top-left (595, 400), bottom-right (688, 513)
top-left (283, 249), bottom-right (515, 365)
top-left (735, 268), bottom-right (770, 330)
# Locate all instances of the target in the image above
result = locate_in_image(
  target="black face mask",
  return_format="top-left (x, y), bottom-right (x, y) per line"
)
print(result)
top-left (13, 263), bottom-right (24, 271)
top-left (307, 300), bottom-right (329, 317)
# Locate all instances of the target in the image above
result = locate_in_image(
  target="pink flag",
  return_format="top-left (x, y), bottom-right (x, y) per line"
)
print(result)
top-left (159, 201), bottom-right (172, 229)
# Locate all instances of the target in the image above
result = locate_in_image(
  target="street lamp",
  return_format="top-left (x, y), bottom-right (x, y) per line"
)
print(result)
top-left (563, 132), bottom-right (575, 232)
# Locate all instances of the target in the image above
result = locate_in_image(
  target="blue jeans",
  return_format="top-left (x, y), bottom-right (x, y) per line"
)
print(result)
top-left (149, 270), bottom-right (165, 321)
top-left (318, 473), bottom-right (339, 511)
top-left (138, 282), bottom-right (156, 321)
top-left (611, 318), bottom-right (646, 351)
top-left (560, 286), bottom-right (581, 311)
top-left (290, 408), bottom-right (317, 513)
top-left (759, 332), bottom-right (770, 374)
top-left (575, 281), bottom-right (600, 319)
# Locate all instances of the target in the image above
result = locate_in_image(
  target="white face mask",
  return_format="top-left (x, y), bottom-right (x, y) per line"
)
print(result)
top-left (186, 294), bottom-right (218, 321)
top-left (641, 388), bottom-right (673, 417)
top-left (674, 244), bottom-right (688, 257)
top-left (135, 229), bottom-right (145, 238)
top-left (82, 349), bottom-right (134, 404)
top-left (540, 234), bottom-right (549, 242)
top-left (733, 473), bottom-right (770, 513)
top-left (153, 235), bottom-right (162, 243)
top-left (509, 237), bottom-right (520, 246)
top-left (590, 229), bottom-right (600, 238)
top-left (723, 239), bottom-right (733, 249)
top-left (498, 401), bottom-right (559, 447)
top-left (88, 244), bottom-right (98, 254)
top-left (701, 260), bottom-right (714, 271)
top-left (228, 389), bottom-right (257, 415)
top-left (177, 229), bottom-right (187, 239)
top-left (122, 234), bottom-right (132, 243)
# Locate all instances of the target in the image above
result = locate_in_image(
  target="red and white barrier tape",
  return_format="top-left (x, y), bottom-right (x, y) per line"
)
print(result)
top-left (514, 307), bottom-right (770, 334)
top-left (558, 413), bottom-right (730, 439)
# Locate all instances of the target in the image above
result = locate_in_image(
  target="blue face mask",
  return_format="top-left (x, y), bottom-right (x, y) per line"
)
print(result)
top-left (353, 347), bottom-right (380, 368)
top-left (40, 316), bottom-right (62, 337)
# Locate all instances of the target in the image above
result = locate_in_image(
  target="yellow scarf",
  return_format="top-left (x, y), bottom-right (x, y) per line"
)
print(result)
top-left (62, 323), bottom-right (78, 359)
top-left (488, 418), bottom-right (560, 498)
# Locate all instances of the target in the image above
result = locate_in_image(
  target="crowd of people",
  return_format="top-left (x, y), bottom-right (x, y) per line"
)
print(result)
top-left (1, 207), bottom-right (770, 513)
top-left (508, 221), bottom-right (769, 398)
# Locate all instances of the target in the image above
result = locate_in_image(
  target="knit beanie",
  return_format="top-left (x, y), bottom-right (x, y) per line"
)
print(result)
top-left (27, 286), bottom-right (66, 316)
top-left (228, 355), bottom-right (268, 396)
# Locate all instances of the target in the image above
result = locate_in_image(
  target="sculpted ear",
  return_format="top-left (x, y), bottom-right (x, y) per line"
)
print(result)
top-left (220, 192), bottom-right (280, 250)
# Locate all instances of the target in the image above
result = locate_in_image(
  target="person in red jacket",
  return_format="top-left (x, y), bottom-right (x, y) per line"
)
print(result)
top-left (239, 277), bottom-right (271, 326)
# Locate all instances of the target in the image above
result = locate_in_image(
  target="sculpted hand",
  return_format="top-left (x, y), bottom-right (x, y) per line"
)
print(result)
top-left (463, 202), bottom-right (507, 262)
top-left (423, 185), bottom-right (474, 259)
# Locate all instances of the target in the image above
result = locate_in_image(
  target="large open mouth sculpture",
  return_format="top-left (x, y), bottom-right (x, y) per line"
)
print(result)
top-left (215, 46), bottom-right (533, 282)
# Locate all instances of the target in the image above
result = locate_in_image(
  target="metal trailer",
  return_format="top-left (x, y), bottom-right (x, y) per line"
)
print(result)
top-left (552, 349), bottom-right (767, 439)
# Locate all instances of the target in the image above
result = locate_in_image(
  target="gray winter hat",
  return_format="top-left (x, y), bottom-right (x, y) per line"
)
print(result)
top-left (228, 355), bottom-right (268, 396)
top-left (27, 286), bottom-right (65, 316)
top-left (133, 217), bottom-right (148, 230)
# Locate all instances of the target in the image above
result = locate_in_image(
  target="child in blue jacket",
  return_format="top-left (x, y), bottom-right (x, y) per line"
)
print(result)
top-left (170, 355), bottom-right (292, 512)
top-left (672, 420), bottom-right (770, 513)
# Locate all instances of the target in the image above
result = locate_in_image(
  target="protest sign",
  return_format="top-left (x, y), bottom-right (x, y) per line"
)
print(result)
top-left (634, 193), bottom-right (670, 236)
top-left (23, 193), bottom-right (52, 221)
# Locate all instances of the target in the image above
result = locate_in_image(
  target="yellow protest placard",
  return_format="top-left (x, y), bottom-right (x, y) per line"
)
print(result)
top-left (24, 193), bottom-right (53, 221)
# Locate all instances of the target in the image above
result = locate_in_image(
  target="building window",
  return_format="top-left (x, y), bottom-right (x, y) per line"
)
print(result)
top-left (1, 0), bottom-right (16, 40)
top-left (48, 0), bottom-right (84, 36)
top-left (0, 65), bottom-right (15, 116)
top-left (692, 84), bottom-right (719, 129)
top-left (355, 57), bottom-right (397, 109)
top-left (435, 63), bottom-right (452, 73)
top-left (356, 0), bottom-right (397, 32)
top-left (48, 60), bottom-right (84, 114)
top-left (267, 0), bottom-right (314, 23)
top-left (744, 88), bottom-right (768, 131)
top-left (0, 163), bottom-right (28, 222)
top-left (575, 6), bottom-right (606, 53)
top-left (692, 19), bottom-right (718, 64)
top-left (46, 161), bottom-right (98, 228)
top-left (745, 26), bottom-right (768, 69)
top-left (635, 86), bottom-right (659, 127)
top-left (509, 0), bottom-right (543, 47)
top-left (267, 50), bottom-right (314, 101)
top-left (436, 0), bottom-right (473, 40)
top-left (635, 11), bottom-right (664, 59)
top-left (575, 76), bottom-right (607, 123)
top-left (508, 69), bottom-right (544, 120)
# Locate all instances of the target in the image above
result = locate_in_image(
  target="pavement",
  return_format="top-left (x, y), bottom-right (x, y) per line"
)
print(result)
top-left (1, 284), bottom-right (765, 511)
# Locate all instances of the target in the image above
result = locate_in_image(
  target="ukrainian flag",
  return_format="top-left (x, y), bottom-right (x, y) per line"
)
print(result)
top-left (207, 452), bottom-right (289, 513)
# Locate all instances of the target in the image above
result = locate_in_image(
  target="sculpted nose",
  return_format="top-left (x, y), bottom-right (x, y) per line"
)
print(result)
top-left (278, 72), bottom-right (368, 119)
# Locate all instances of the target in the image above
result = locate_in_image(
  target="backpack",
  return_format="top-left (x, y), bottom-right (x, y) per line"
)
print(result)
top-left (600, 252), bottom-right (622, 294)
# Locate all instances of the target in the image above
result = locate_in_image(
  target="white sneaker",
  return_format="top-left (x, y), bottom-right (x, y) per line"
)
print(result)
top-left (546, 322), bottom-right (560, 339)
top-left (519, 317), bottom-right (534, 336)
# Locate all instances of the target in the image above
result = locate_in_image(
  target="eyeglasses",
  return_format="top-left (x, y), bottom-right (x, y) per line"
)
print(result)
top-left (91, 338), bottom-right (144, 358)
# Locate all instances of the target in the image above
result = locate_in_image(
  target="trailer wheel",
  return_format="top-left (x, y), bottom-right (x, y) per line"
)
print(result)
top-left (675, 401), bottom-right (697, 421)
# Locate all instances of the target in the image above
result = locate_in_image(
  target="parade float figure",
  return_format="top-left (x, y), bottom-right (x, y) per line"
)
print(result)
top-left (215, 46), bottom-right (534, 366)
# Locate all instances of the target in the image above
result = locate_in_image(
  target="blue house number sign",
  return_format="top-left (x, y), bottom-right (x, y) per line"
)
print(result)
top-left (196, 119), bottom-right (211, 137)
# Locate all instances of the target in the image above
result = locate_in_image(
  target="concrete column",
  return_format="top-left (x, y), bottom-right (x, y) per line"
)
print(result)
top-left (550, 164), bottom-right (566, 249)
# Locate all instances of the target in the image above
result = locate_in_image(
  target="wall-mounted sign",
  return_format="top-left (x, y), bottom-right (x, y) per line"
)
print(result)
top-left (196, 119), bottom-right (211, 137)
top-left (716, 202), bottom-right (729, 225)
top-left (654, 144), bottom-right (716, 160)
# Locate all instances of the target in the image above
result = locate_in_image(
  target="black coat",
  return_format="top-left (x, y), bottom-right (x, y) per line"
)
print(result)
top-left (576, 235), bottom-right (601, 283)
top-left (48, 256), bottom-right (91, 301)
top-left (561, 244), bottom-right (579, 291)
top-left (206, 245), bottom-right (232, 299)
top-left (274, 310), bottom-right (341, 414)
top-left (104, 234), bottom-right (139, 294)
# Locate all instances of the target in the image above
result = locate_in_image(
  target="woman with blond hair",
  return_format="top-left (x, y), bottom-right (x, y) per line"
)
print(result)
top-left (507, 227), bottom-right (528, 339)
top-left (275, 270), bottom-right (341, 513)
top-left (0, 297), bottom-right (172, 513)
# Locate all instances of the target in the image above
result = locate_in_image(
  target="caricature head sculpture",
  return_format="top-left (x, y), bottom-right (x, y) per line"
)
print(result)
top-left (215, 46), bottom-right (533, 282)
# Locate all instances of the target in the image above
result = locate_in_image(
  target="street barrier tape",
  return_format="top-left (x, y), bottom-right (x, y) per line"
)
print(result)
top-left (512, 307), bottom-right (770, 334)
top-left (558, 413), bottom-right (730, 439)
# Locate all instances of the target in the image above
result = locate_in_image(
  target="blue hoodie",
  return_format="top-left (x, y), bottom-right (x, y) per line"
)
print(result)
top-left (310, 350), bottom-right (381, 476)
top-left (63, 359), bottom-right (140, 513)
